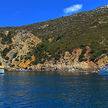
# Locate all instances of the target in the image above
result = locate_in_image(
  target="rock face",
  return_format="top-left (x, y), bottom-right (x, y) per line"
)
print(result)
top-left (97, 54), bottom-right (108, 68)
top-left (12, 30), bottom-right (41, 57)
top-left (32, 47), bottom-right (97, 72)
top-left (0, 30), bottom-right (105, 72)
top-left (0, 30), bottom-right (41, 68)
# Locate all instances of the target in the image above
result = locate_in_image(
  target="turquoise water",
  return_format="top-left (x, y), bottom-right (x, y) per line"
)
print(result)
top-left (0, 72), bottom-right (108, 108)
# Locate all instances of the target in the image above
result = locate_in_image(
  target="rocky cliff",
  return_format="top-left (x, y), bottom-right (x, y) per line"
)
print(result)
top-left (0, 30), bottom-right (41, 69)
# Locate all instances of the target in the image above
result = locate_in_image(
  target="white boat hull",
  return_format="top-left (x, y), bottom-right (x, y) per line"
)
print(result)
top-left (19, 69), bottom-right (26, 72)
top-left (0, 69), bottom-right (4, 74)
top-left (68, 68), bottom-right (75, 72)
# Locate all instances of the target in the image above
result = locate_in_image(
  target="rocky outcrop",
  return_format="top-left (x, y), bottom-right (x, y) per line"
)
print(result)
top-left (0, 30), bottom-right (41, 68)
top-left (0, 31), bottom-right (105, 72)
top-left (97, 54), bottom-right (108, 68)
top-left (12, 30), bottom-right (41, 57)
top-left (29, 47), bottom-right (97, 72)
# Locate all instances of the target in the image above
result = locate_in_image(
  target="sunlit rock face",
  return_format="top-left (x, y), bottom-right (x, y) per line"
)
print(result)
top-left (0, 30), bottom-right (41, 68)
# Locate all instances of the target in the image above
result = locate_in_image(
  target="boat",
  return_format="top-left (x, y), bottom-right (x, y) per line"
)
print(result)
top-left (68, 68), bottom-right (75, 72)
top-left (0, 66), bottom-right (4, 74)
top-left (0, 53), bottom-right (5, 74)
top-left (98, 64), bottom-right (108, 75)
top-left (19, 69), bottom-right (27, 72)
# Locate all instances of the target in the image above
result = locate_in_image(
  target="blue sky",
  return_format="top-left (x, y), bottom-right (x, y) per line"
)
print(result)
top-left (0, 0), bottom-right (108, 27)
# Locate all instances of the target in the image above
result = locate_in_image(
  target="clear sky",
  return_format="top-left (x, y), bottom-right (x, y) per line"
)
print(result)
top-left (0, 0), bottom-right (108, 27)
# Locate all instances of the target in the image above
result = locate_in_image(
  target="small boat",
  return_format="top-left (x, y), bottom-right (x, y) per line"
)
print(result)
top-left (98, 64), bottom-right (108, 75)
top-left (19, 69), bottom-right (27, 72)
top-left (0, 53), bottom-right (5, 74)
top-left (0, 66), bottom-right (5, 74)
top-left (68, 68), bottom-right (75, 72)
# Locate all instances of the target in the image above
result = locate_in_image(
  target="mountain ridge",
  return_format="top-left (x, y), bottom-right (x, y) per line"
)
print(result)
top-left (0, 5), bottom-right (108, 28)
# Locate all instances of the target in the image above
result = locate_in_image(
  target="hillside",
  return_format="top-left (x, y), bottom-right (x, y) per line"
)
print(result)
top-left (0, 5), bottom-right (108, 71)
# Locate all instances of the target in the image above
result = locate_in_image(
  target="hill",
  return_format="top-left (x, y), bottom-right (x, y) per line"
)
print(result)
top-left (0, 5), bottom-right (108, 71)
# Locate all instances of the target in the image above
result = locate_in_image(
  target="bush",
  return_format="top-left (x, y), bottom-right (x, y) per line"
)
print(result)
top-left (79, 48), bottom-right (86, 62)
top-left (1, 31), bottom-right (14, 44)
top-left (1, 47), bottom-right (11, 57)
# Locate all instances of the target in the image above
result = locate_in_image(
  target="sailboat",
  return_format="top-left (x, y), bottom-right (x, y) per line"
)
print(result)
top-left (0, 53), bottom-right (5, 74)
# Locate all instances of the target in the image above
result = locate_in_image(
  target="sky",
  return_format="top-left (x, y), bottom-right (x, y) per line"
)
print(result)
top-left (0, 0), bottom-right (108, 27)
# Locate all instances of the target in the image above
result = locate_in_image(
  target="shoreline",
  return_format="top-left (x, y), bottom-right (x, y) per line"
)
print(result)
top-left (5, 69), bottom-right (97, 75)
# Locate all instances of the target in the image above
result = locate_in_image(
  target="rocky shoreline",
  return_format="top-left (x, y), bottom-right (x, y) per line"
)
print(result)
top-left (5, 64), bottom-right (98, 74)
top-left (0, 31), bottom-right (107, 73)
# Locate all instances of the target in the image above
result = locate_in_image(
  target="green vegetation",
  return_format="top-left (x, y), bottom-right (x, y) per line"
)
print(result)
top-left (1, 47), bottom-right (12, 58)
top-left (79, 48), bottom-right (87, 62)
top-left (0, 31), bottom-right (14, 44)
top-left (32, 42), bottom-right (51, 64)
top-left (0, 6), bottom-right (108, 64)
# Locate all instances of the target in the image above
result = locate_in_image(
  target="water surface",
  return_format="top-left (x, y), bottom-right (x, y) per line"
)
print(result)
top-left (0, 72), bottom-right (108, 108)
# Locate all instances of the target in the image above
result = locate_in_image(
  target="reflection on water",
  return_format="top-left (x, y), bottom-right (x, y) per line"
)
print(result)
top-left (0, 72), bottom-right (108, 107)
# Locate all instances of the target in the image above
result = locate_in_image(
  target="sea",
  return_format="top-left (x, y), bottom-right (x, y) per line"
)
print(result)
top-left (0, 71), bottom-right (108, 108)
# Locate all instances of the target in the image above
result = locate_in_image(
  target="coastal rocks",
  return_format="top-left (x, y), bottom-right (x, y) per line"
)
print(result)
top-left (72, 61), bottom-right (97, 71)
top-left (72, 48), bottom-right (82, 62)
top-left (19, 60), bottom-right (31, 69)
top-left (3, 44), bottom-right (98, 72)
top-left (97, 54), bottom-right (108, 68)
top-left (34, 47), bottom-right (97, 72)
top-left (32, 63), bottom-right (43, 71)
top-left (59, 48), bottom-right (82, 65)
top-left (31, 61), bottom-right (97, 72)
top-left (18, 55), bottom-right (35, 69)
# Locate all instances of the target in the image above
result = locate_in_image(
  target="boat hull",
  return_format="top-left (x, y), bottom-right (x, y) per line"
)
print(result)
top-left (98, 68), bottom-right (108, 75)
top-left (0, 69), bottom-right (5, 74)
top-left (68, 68), bottom-right (75, 72)
top-left (19, 69), bottom-right (26, 72)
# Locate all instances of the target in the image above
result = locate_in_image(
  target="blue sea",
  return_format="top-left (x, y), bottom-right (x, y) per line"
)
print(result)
top-left (0, 72), bottom-right (108, 108)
